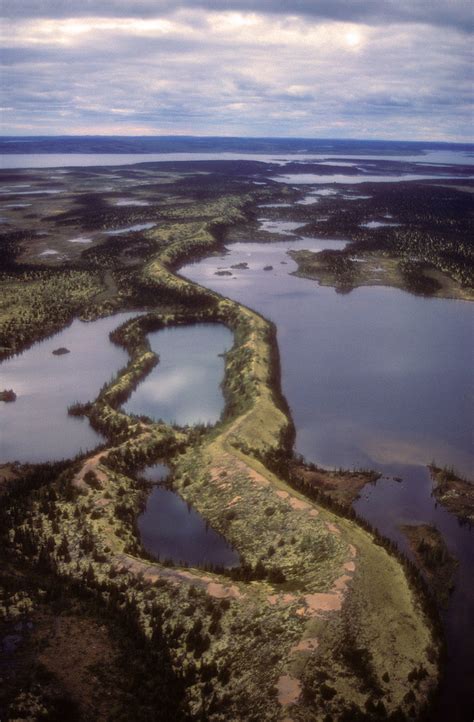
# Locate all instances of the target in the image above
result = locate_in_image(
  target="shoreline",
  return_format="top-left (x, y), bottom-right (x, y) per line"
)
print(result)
top-left (289, 248), bottom-right (474, 302)
top-left (400, 523), bottom-right (458, 607)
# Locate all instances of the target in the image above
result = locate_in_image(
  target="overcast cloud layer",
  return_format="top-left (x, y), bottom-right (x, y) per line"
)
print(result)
top-left (0, 1), bottom-right (472, 140)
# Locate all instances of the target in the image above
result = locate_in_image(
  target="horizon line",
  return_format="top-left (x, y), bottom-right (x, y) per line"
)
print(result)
top-left (0, 134), bottom-right (473, 147)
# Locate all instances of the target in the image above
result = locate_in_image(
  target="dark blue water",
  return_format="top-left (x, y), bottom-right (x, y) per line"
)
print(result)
top-left (138, 465), bottom-right (239, 568)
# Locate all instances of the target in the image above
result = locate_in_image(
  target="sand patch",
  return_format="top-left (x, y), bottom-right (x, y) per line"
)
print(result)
top-left (303, 593), bottom-right (342, 613)
top-left (114, 555), bottom-right (242, 600)
top-left (73, 452), bottom-right (108, 490)
top-left (267, 593), bottom-right (297, 607)
top-left (325, 521), bottom-right (340, 535)
top-left (291, 637), bottom-right (319, 654)
top-left (206, 582), bottom-right (242, 599)
top-left (334, 574), bottom-right (352, 592)
top-left (288, 497), bottom-right (310, 511)
top-left (276, 675), bottom-right (301, 706)
top-left (246, 466), bottom-right (270, 487)
top-left (302, 570), bottom-right (354, 615)
top-left (344, 561), bottom-right (356, 572)
top-left (95, 498), bottom-right (111, 508)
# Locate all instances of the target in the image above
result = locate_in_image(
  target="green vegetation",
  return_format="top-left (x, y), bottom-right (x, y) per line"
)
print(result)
top-left (0, 268), bottom-right (113, 360)
top-left (0, 528), bottom-right (188, 722)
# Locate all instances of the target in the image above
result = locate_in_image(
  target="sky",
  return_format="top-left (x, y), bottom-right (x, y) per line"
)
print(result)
top-left (0, 0), bottom-right (472, 141)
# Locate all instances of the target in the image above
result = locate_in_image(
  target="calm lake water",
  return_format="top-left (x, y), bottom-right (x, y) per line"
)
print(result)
top-left (123, 323), bottom-right (232, 426)
top-left (181, 237), bottom-right (473, 477)
top-left (0, 312), bottom-right (140, 463)
top-left (275, 171), bottom-right (473, 184)
top-left (180, 220), bottom-right (474, 721)
top-left (1, 148), bottom-right (472, 169)
top-left (138, 464), bottom-right (239, 568)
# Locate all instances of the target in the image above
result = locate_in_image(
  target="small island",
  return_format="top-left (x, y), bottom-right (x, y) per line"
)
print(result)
top-left (430, 465), bottom-right (474, 525)
top-left (263, 265), bottom-right (273, 271)
top-left (214, 270), bottom-right (232, 276)
top-left (52, 347), bottom-right (70, 355)
top-left (401, 523), bottom-right (458, 606)
top-left (231, 262), bottom-right (249, 269)
top-left (0, 389), bottom-right (17, 402)
top-left (291, 459), bottom-right (380, 509)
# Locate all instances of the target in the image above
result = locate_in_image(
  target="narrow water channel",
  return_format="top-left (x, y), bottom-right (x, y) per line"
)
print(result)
top-left (128, 325), bottom-right (237, 567)
top-left (180, 219), bottom-right (474, 721)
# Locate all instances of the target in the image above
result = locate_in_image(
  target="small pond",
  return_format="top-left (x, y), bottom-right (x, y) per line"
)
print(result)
top-left (138, 464), bottom-right (239, 568)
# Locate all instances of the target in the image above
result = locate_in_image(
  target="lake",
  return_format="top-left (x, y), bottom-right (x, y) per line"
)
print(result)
top-left (181, 238), bottom-right (473, 478)
top-left (1, 147), bottom-right (472, 170)
top-left (0, 312), bottom-right (140, 463)
top-left (123, 323), bottom-right (233, 426)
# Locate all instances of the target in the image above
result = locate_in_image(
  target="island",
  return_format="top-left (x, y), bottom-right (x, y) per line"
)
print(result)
top-left (400, 524), bottom-right (458, 607)
top-left (0, 389), bottom-right (16, 402)
top-left (286, 182), bottom-right (473, 301)
top-left (430, 465), bottom-right (474, 525)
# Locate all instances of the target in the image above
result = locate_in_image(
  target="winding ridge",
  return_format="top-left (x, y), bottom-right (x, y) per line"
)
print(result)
top-left (1, 175), bottom-right (449, 720)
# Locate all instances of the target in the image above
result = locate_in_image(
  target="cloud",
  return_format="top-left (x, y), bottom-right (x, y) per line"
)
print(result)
top-left (1, 0), bottom-right (472, 32)
top-left (0, 5), bottom-right (472, 140)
